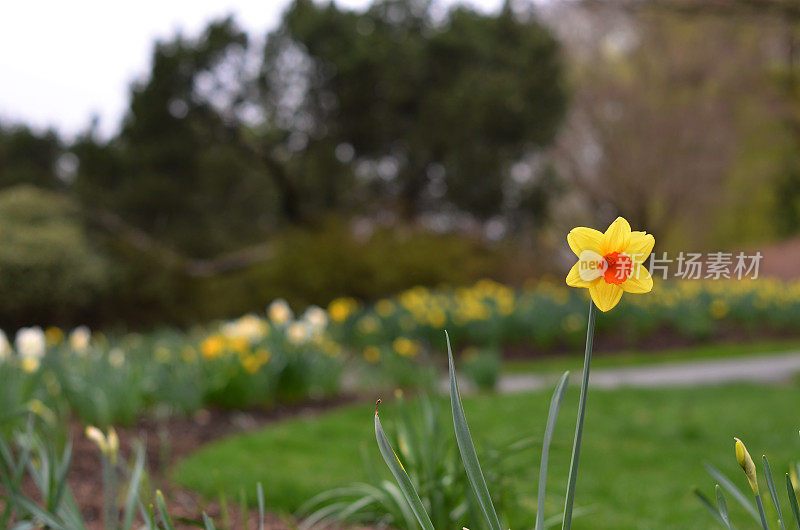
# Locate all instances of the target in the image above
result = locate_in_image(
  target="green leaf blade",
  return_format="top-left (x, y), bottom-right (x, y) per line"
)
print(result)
top-left (716, 484), bottom-right (732, 529)
top-left (763, 455), bottom-right (786, 530)
top-left (446, 331), bottom-right (502, 530)
top-left (536, 371), bottom-right (570, 530)
top-left (374, 405), bottom-right (434, 530)
top-left (704, 462), bottom-right (760, 521)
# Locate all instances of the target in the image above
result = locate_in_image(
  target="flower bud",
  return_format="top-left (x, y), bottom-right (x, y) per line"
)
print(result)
top-left (734, 437), bottom-right (758, 494)
top-left (86, 426), bottom-right (109, 455)
top-left (26, 399), bottom-right (55, 424)
top-left (107, 427), bottom-right (119, 465)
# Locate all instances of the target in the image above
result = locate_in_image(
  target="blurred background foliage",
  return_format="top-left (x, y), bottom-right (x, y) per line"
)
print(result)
top-left (1, 0), bottom-right (799, 329)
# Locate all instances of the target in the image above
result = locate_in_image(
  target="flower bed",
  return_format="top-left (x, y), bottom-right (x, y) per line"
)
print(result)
top-left (1, 278), bottom-right (798, 427)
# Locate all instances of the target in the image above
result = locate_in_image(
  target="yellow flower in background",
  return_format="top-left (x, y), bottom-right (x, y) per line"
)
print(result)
top-left (222, 314), bottom-right (268, 342)
top-left (268, 299), bottom-right (294, 325)
top-left (201, 334), bottom-right (226, 360)
top-left (228, 336), bottom-right (249, 355)
top-left (565, 217), bottom-right (655, 312)
top-left (69, 326), bottom-right (91, 354)
top-left (328, 297), bottom-right (358, 322)
top-left (20, 356), bottom-right (40, 373)
top-left (363, 346), bottom-right (381, 363)
top-left (709, 299), bottom-right (729, 319)
top-left (375, 299), bottom-right (395, 317)
top-left (254, 348), bottom-right (272, 365)
top-left (45, 326), bottom-right (64, 346)
top-left (427, 310), bottom-right (447, 328)
top-left (241, 348), bottom-right (271, 374)
top-left (287, 322), bottom-right (310, 345)
top-left (241, 355), bottom-right (261, 374)
top-left (392, 337), bottom-right (421, 358)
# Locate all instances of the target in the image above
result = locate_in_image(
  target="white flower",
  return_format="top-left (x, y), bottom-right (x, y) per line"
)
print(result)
top-left (222, 314), bottom-right (268, 342)
top-left (108, 348), bottom-right (125, 368)
top-left (15, 327), bottom-right (46, 359)
top-left (302, 305), bottom-right (328, 335)
top-left (0, 330), bottom-right (11, 361)
top-left (286, 322), bottom-right (310, 345)
top-left (69, 326), bottom-right (91, 354)
top-left (268, 299), bottom-right (294, 325)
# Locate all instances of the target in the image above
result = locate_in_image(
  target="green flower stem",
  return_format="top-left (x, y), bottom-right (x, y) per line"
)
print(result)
top-left (756, 494), bottom-right (770, 530)
top-left (102, 454), bottom-right (118, 530)
top-left (562, 300), bottom-right (596, 530)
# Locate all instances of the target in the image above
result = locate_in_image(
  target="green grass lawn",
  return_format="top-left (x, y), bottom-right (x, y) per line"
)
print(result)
top-left (174, 381), bottom-right (800, 529)
top-left (502, 338), bottom-right (800, 375)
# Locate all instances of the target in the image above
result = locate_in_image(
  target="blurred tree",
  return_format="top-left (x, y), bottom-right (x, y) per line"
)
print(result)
top-left (74, 18), bottom-right (281, 258)
top-left (4, 3), bottom-right (570, 326)
top-left (262, 0), bottom-right (567, 221)
top-left (546, 3), bottom-right (787, 249)
top-left (0, 124), bottom-right (63, 189)
top-left (561, 0), bottom-right (800, 243)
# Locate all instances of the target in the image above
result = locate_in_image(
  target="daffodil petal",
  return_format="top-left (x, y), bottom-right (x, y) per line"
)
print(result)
top-left (622, 264), bottom-right (653, 294)
top-left (589, 281), bottom-right (623, 312)
top-left (602, 217), bottom-right (631, 255)
top-left (566, 261), bottom-right (592, 287)
top-left (625, 231), bottom-right (655, 263)
top-left (567, 227), bottom-right (603, 257)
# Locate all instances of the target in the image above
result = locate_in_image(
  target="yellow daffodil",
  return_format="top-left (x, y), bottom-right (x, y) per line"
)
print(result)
top-left (241, 355), bottom-right (262, 374)
top-left (45, 326), bottom-right (64, 346)
top-left (328, 297), bottom-right (358, 322)
top-left (392, 337), bottom-right (421, 358)
top-left (565, 217), bottom-right (655, 312)
top-left (267, 299), bottom-right (293, 325)
top-left (363, 346), bottom-right (381, 363)
top-left (200, 335), bottom-right (225, 360)
top-left (20, 356), bottom-right (40, 373)
top-left (68, 326), bottom-right (91, 354)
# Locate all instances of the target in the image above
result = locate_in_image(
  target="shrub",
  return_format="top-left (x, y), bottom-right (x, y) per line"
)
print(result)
top-left (0, 185), bottom-right (109, 327)
top-left (192, 221), bottom-right (505, 320)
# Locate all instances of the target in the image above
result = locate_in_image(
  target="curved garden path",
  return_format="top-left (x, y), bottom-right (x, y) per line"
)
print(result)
top-left (497, 351), bottom-right (800, 393)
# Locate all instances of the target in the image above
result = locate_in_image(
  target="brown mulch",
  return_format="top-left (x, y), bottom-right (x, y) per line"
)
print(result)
top-left (50, 395), bottom-right (362, 529)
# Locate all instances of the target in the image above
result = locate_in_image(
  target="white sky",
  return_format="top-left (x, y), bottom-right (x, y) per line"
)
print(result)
top-left (0, 0), bottom-right (503, 138)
